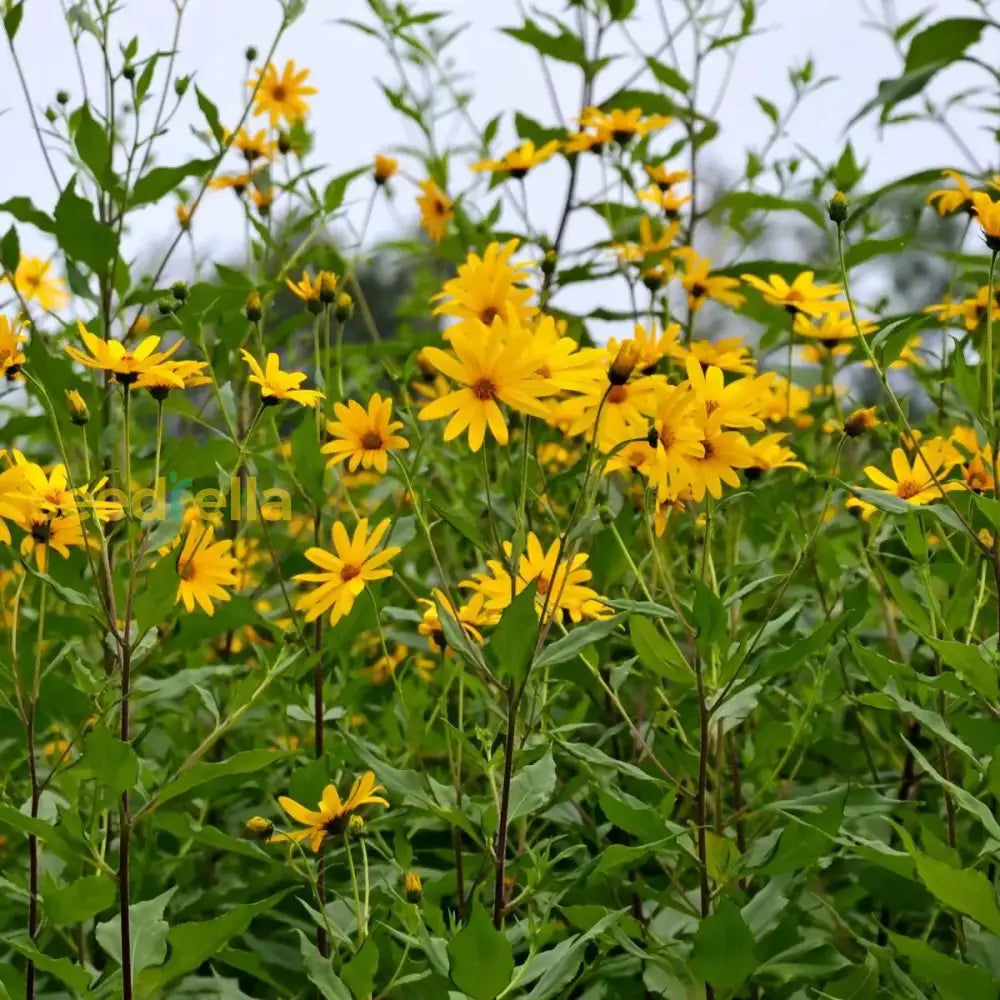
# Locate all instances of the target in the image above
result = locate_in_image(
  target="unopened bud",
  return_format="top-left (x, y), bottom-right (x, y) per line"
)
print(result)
top-left (346, 814), bottom-right (366, 837)
top-left (245, 289), bottom-right (263, 323)
top-left (608, 341), bottom-right (640, 385)
top-left (318, 272), bottom-right (337, 304)
top-left (334, 292), bottom-right (354, 322)
top-left (244, 816), bottom-right (273, 840)
top-left (171, 280), bottom-right (188, 302)
top-left (45, 107), bottom-right (56, 123)
top-left (245, 46), bottom-right (258, 62)
top-left (598, 504), bottom-right (614, 526)
top-left (66, 389), bottom-right (90, 425)
top-left (828, 191), bottom-right (848, 224)
top-left (277, 131), bottom-right (292, 155)
top-left (541, 249), bottom-right (557, 277)
top-left (157, 298), bottom-right (174, 316)
top-left (122, 64), bottom-right (136, 82)
top-left (646, 425), bottom-right (659, 448)
top-left (174, 75), bottom-right (189, 97)
top-left (844, 405), bottom-right (878, 438)
top-left (56, 90), bottom-right (69, 105)
top-left (404, 871), bottom-right (423, 902)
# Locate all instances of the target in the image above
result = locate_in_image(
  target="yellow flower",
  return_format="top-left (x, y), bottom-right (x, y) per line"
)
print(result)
top-left (741, 271), bottom-right (842, 316)
top-left (322, 393), bottom-right (409, 473)
top-left (793, 310), bottom-right (875, 345)
top-left (673, 248), bottom-right (746, 313)
top-left (65, 389), bottom-right (89, 425)
top-left (643, 164), bottom-right (690, 189)
top-left (65, 321), bottom-right (183, 386)
top-left (606, 323), bottom-right (679, 375)
top-left (374, 153), bottom-right (398, 184)
top-left (366, 644), bottom-right (408, 685)
top-left (563, 128), bottom-right (608, 155)
top-left (521, 315), bottom-right (605, 392)
top-left (746, 434), bottom-right (806, 476)
top-left (294, 518), bottom-right (401, 626)
top-left (244, 816), bottom-right (274, 840)
top-left (924, 286), bottom-right (1000, 331)
top-left (646, 382), bottom-right (706, 499)
top-left (286, 268), bottom-right (337, 312)
top-left (613, 216), bottom-right (680, 264)
top-left (844, 406), bottom-right (879, 438)
top-left (249, 60), bottom-right (317, 126)
top-left (250, 187), bottom-right (275, 216)
top-left (433, 240), bottom-right (537, 327)
top-left (0, 315), bottom-right (28, 379)
top-left (417, 588), bottom-right (495, 653)
top-left (926, 169), bottom-right (975, 215)
top-left (638, 186), bottom-right (693, 217)
top-left (176, 203), bottom-right (192, 229)
top-left (417, 180), bottom-right (453, 243)
top-left (971, 191), bottom-right (1000, 251)
top-left (863, 448), bottom-right (964, 505)
top-left (228, 127), bottom-right (274, 162)
top-left (273, 771), bottom-right (388, 851)
top-left (471, 140), bottom-right (560, 178)
top-left (404, 871), bottom-right (423, 902)
top-left (684, 412), bottom-right (754, 501)
top-left (6, 256), bottom-right (68, 310)
top-left (846, 497), bottom-right (878, 522)
top-left (240, 349), bottom-right (324, 408)
top-left (175, 522), bottom-right (239, 615)
top-left (462, 532), bottom-right (610, 623)
top-left (418, 315), bottom-right (556, 451)
top-left (683, 359), bottom-right (768, 430)
top-left (670, 336), bottom-right (757, 375)
top-left (580, 106), bottom-right (671, 142)
top-left (135, 359), bottom-right (210, 399)
top-left (759, 376), bottom-right (813, 427)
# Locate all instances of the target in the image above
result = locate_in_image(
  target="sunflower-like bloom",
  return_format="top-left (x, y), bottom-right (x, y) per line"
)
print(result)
top-left (294, 518), bottom-right (401, 627)
top-left (65, 321), bottom-right (183, 386)
top-left (471, 140), bottom-right (560, 179)
top-left (580, 106), bottom-right (671, 142)
top-left (670, 336), bottom-right (757, 375)
top-left (433, 240), bottom-right (538, 327)
top-left (793, 310), bottom-right (876, 347)
top-left (273, 771), bottom-right (388, 851)
top-left (520, 315), bottom-right (605, 391)
top-left (684, 412), bottom-right (755, 501)
top-left (0, 315), bottom-right (28, 379)
top-left (418, 315), bottom-right (555, 451)
top-left (5, 256), bottom-right (68, 310)
top-left (248, 60), bottom-right (317, 126)
top-left (846, 497), bottom-right (878, 522)
top-left (971, 191), bottom-right (1000, 251)
top-left (208, 170), bottom-right (263, 194)
top-left (741, 271), bottom-right (842, 317)
top-left (646, 382), bottom-right (706, 499)
top-left (683, 359), bottom-right (769, 430)
top-left (673, 248), bottom-right (746, 313)
top-left (844, 406), bottom-right (879, 438)
top-left (175, 522), bottom-right (239, 615)
top-left (322, 393), bottom-right (409, 473)
top-left (926, 169), bottom-right (975, 216)
top-left (606, 323), bottom-right (680, 375)
top-left (862, 448), bottom-right (965, 505)
top-left (924, 286), bottom-right (1000, 331)
top-left (228, 127), bottom-right (274, 162)
top-left (374, 153), bottom-right (398, 185)
top-left (417, 180), bottom-right (453, 243)
top-left (135, 359), bottom-right (211, 399)
top-left (613, 216), bottom-right (680, 264)
top-left (240, 349), bottom-right (323, 408)
top-left (417, 588), bottom-right (496, 654)
top-left (643, 164), bottom-right (690, 190)
top-left (746, 434), bottom-right (806, 476)
top-left (638, 186), bottom-right (693, 217)
top-left (462, 532), bottom-right (610, 623)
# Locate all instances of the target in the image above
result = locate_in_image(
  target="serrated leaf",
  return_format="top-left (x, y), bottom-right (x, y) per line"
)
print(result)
top-left (447, 906), bottom-right (514, 1000)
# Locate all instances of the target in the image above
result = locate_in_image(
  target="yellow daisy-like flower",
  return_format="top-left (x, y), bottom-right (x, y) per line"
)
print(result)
top-left (6, 256), bottom-right (68, 310)
top-left (862, 448), bottom-right (964, 505)
top-left (248, 60), bottom-right (317, 126)
top-left (433, 240), bottom-right (537, 327)
top-left (741, 271), bottom-right (842, 317)
top-left (646, 382), bottom-right (706, 499)
top-left (606, 323), bottom-right (679, 375)
top-left (175, 522), bottom-right (239, 615)
top-left (746, 433), bottom-right (806, 476)
top-left (521, 315), bottom-right (605, 391)
top-left (294, 518), bottom-right (401, 627)
top-left (924, 286), bottom-right (1000, 331)
top-left (0, 315), bottom-right (28, 379)
top-left (759, 376), bottom-right (813, 427)
top-left (613, 216), bottom-right (680, 264)
top-left (673, 248), bottom-right (746, 313)
top-left (643, 164), bottom-right (690, 190)
top-left (638, 186), bottom-right (693, 217)
top-left (322, 393), bottom-right (409, 473)
top-left (65, 321), bottom-right (183, 386)
top-left (971, 191), bottom-right (1000, 251)
top-left (793, 310), bottom-right (875, 346)
top-left (844, 406), bottom-right (879, 438)
top-left (228, 127), bottom-right (274, 162)
top-left (683, 359), bottom-right (768, 430)
top-left (134, 359), bottom-right (210, 399)
top-left (374, 153), bottom-right (398, 185)
top-left (846, 497), bottom-right (878, 522)
top-left (684, 412), bottom-right (755, 501)
top-left (273, 771), bottom-right (388, 851)
top-left (240, 349), bottom-right (324, 408)
top-left (208, 170), bottom-right (261, 194)
top-left (418, 316), bottom-right (555, 451)
top-left (417, 180), bottom-right (453, 243)
top-left (417, 588), bottom-right (496, 654)
top-left (471, 140), bottom-right (560, 179)
top-left (462, 532), bottom-right (610, 624)
top-left (926, 170), bottom-right (975, 216)
top-left (580, 106), bottom-right (671, 142)
top-left (670, 336), bottom-right (757, 375)
top-left (285, 269), bottom-right (337, 312)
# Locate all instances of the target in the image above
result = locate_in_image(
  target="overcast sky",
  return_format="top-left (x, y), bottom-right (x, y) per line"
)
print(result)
top-left (0, 0), bottom-right (991, 281)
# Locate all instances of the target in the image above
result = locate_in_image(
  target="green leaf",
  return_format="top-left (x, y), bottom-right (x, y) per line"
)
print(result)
top-left (690, 900), bottom-right (758, 991)
top-left (716, 190), bottom-right (827, 229)
top-left (502, 19), bottom-right (586, 67)
top-left (324, 167), bottom-right (367, 213)
top-left (646, 57), bottom-right (689, 94)
top-left (54, 178), bottom-right (117, 276)
top-left (448, 906), bottom-right (514, 1000)
top-left (833, 141), bottom-right (864, 191)
top-left (297, 932), bottom-right (352, 1000)
top-left (150, 749), bottom-right (285, 809)
top-left (429, 497), bottom-right (489, 553)
top-left (705, 831), bottom-right (741, 883)
top-left (341, 936), bottom-right (379, 999)
top-left (138, 891), bottom-right (289, 990)
top-left (759, 796), bottom-right (844, 875)
top-left (195, 87), bottom-right (224, 145)
top-left (5, 938), bottom-right (93, 997)
top-left (907, 838), bottom-right (1000, 935)
top-left (890, 932), bottom-right (999, 1000)
top-left (534, 614), bottom-right (625, 668)
top-left (921, 635), bottom-right (999, 700)
top-left (3, 2), bottom-right (24, 40)
top-left (73, 103), bottom-right (114, 191)
top-left (485, 582), bottom-right (538, 686)
top-left (691, 581), bottom-right (726, 652)
top-left (0, 225), bottom-right (18, 274)
top-left (0, 196), bottom-right (55, 234)
top-left (629, 616), bottom-right (692, 683)
top-left (507, 751), bottom-right (557, 823)
top-left (904, 17), bottom-right (987, 72)
top-left (95, 886), bottom-right (175, 976)
top-left (130, 159), bottom-right (216, 207)
top-left (45, 875), bottom-right (116, 926)
top-left (77, 726), bottom-right (139, 794)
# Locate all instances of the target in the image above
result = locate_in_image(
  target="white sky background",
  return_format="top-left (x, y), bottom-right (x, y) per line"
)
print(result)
top-left (0, 0), bottom-right (991, 294)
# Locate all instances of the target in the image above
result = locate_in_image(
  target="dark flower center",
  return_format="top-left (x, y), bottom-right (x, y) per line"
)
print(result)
top-left (471, 378), bottom-right (496, 400)
top-left (341, 564), bottom-right (361, 582)
top-left (361, 431), bottom-right (383, 451)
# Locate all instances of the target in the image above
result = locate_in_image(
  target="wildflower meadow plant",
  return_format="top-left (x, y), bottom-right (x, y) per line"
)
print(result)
top-left (3, 1), bottom-right (1000, 999)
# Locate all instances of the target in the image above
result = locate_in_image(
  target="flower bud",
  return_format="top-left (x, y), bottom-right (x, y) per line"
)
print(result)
top-left (373, 153), bottom-right (398, 185)
top-left (157, 298), bottom-right (175, 316)
top-left (334, 292), bottom-right (354, 322)
top-left (416, 347), bottom-right (436, 379)
top-left (174, 75), bottom-right (189, 97)
top-left (277, 131), bottom-right (293, 155)
top-left (828, 191), bottom-right (848, 225)
top-left (122, 64), bottom-right (136, 81)
top-left (245, 290), bottom-right (263, 323)
top-left (44, 107), bottom-right (56, 123)
top-left (176, 203), bottom-right (192, 230)
top-left (608, 341), bottom-right (640, 385)
top-left (646, 425), bottom-right (660, 448)
top-left (244, 46), bottom-right (258, 62)
top-left (66, 389), bottom-right (90, 425)
top-left (56, 90), bottom-right (69, 105)
top-left (541, 248), bottom-right (557, 277)
top-left (346, 814), bottom-right (366, 838)
top-left (171, 280), bottom-right (188, 303)
top-left (244, 816), bottom-right (273, 840)
top-left (318, 271), bottom-right (337, 304)
top-left (844, 406), bottom-right (878, 438)
top-left (404, 871), bottom-right (423, 902)
top-left (598, 504), bottom-right (614, 526)
top-left (127, 313), bottom-right (151, 340)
